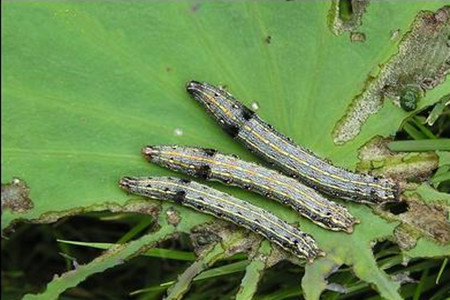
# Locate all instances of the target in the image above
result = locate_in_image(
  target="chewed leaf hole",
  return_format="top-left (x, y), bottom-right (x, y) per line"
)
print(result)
top-left (328, 0), bottom-right (369, 36)
top-left (338, 0), bottom-right (354, 22)
top-left (382, 202), bottom-right (409, 215)
top-left (1, 178), bottom-right (33, 213)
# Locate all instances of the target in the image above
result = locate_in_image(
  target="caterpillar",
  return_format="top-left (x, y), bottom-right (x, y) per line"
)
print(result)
top-left (143, 145), bottom-right (358, 233)
top-left (120, 176), bottom-right (324, 262)
top-left (186, 81), bottom-right (399, 204)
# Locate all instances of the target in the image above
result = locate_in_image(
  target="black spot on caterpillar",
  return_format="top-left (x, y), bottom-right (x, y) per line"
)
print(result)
top-left (224, 124), bottom-right (240, 138)
top-left (119, 176), bottom-right (324, 262)
top-left (242, 106), bottom-right (255, 121)
top-left (203, 148), bottom-right (218, 157)
top-left (194, 165), bottom-right (212, 180)
top-left (143, 145), bottom-right (358, 233)
top-left (174, 190), bottom-right (186, 204)
top-left (186, 81), bottom-right (399, 204)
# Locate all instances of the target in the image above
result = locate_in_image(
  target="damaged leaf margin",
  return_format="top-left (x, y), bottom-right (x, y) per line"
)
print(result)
top-left (333, 6), bottom-right (450, 145)
top-left (236, 241), bottom-right (272, 300)
top-left (22, 223), bottom-right (177, 300)
top-left (9, 181), bottom-right (450, 300)
top-left (357, 137), bottom-right (439, 183)
top-left (357, 137), bottom-right (449, 250)
top-left (328, 0), bottom-right (370, 36)
top-left (1, 195), bottom-right (161, 234)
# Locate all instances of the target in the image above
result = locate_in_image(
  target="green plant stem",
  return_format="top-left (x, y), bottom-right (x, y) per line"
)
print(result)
top-left (412, 117), bottom-right (436, 139)
top-left (403, 123), bottom-right (427, 140)
top-left (413, 267), bottom-right (429, 300)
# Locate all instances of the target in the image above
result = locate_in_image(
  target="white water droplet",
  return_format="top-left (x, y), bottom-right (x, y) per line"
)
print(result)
top-left (390, 29), bottom-right (400, 41)
top-left (250, 101), bottom-right (260, 111)
top-left (173, 128), bottom-right (184, 136)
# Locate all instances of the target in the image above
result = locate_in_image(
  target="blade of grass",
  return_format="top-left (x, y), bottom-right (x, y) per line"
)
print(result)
top-left (57, 239), bottom-right (196, 261)
top-left (193, 260), bottom-right (248, 281)
top-left (435, 258), bottom-right (447, 284)
top-left (323, 273), bottom-right (360, 300)
top-left (54, 232), bottom-right (76, 271)
top-left (116, 217), bottom-right (153, 243)
top-left (426, 94), bottom-right (450, 126)
top-left (23, 227), bottom-right (176, 300)
top-left (403, 123), bottom-right (427, 140)
top-left (429, 283), bottom-right (450, 300)
top-left (412, 117), bottom-right (437, 139)
top-left (130, 260), bottom-right (249, 295)
top-left (378, 255), bottom-right (404, 271)
top-left (256, 285), bottom-right (302, 300)
top-left (388, 139), bottom-right (450, 152)
top-left (131, 232), bottom-right (251, 297)
top-left (413, 267), bottom-right (429, 300)
top-left (398, 260), bottom-right (439, 275)
top-left (401, 266), bottom-right (449, 300)
top-left (338, 282), bottom-right (370, 299)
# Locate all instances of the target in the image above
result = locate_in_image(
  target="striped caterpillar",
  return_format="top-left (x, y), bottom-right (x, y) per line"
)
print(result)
top-left (119, 176), bottom-right (324, 262)
top-left (143, 145), bottom-right (358, 233)
top-left (186, 81), bottom-right (399, 204)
